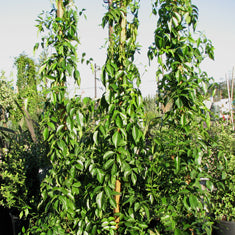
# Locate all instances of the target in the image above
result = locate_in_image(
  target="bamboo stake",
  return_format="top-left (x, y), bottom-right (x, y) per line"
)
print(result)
top-left (120, 2), bottom-right (127, 58)
top-left (57, 0), bottom-right (64, 36)
top-left (108, 0), bottom-right (113, 41)
top-left (231, 67), bottom-right (234, 130)
top-left (114, 179), bottom-right (121, 229)
top-left (57, 0), bottom-right (64, 19)
top-left (226, 74), bottom-right (230, 124)
top-left (113, 2), bottom-right (126, 231)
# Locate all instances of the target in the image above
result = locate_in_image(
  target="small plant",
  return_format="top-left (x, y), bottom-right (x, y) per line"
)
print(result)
top-left (207, 122), bottom-right (235, 222)
top-left (147, 0), bottom-right (215, 234)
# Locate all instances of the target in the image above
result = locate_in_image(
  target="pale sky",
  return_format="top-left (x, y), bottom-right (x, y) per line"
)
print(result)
top-left (0, 0), bottom-right (235, 98)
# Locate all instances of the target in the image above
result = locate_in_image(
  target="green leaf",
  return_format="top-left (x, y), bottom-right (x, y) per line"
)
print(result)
top-left (48, 122), bottom-right (55, 130)
top-left (167, 20), bottom-right (172, 32)
top-left (132, 125), bottom-right (140, 143)
top-left (66, 116), bottom-right (74, 131)
top-left (174, 156), bottom-right (180, 173)
top-left (75, 160), bottom-right (83, 171)
top-left (73, 182), bottom-right (81, 188)
top-left (116, 115), bottom-right (123, 128)
top-left (97, 169), bottom-right (105, 183)
top-left (189, 194), bottom-right (198, 210)
top-left (172, 16), bottom-right (179, 27)
top-left (206, 180), bottom-right (214, 192)
top-left (38, 63), bottom-right (47, 74)
top-left (104, 186), bottom-right (112, 199)
top-left (183, 196), bottom-right (190, 210)
top-left (109, 197), bottom-right (117, 209)
top-left (115, 70), bottom-right (124, 80)
top-left (93, 131), bottom-right (99, 146)
top-left (47, 230), bottom-right (53, 235)
top-left (112, 131), bottom-right (121, 148)
top-left (96, 191), bottom-right (104, 210)
top-left (56, 124), bottom-right (64, 133)
top-left (111, 163), bottom-right (117, 176)
top-left (174, 229), bottom-right (184, 235)
top-left (106, 64), bottom-right (114, 77)
top-left (43, 127), bottom-right (49, 140)
top-left (104, 159), bottom-right (115, 170)
top-left (131, 172), bottom-right (137, 185)
top-left (205, 112), bottom-right (210, 128)
top-left (74, 70), bottom-right (81, 85)
top-left (103, 151), bottom-right (115, 160)
top-left (195, 150), bottom-right (203, 165)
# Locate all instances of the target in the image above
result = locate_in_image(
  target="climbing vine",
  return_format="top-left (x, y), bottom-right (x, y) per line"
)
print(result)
top-left (26, 1), bottom-right (92, 233)
top-left (146, 0), bottom-right (215, 234)
top-left (27, 0), bottom-right (149, 234)
top-left (73, 1), bottom-right (150, 234)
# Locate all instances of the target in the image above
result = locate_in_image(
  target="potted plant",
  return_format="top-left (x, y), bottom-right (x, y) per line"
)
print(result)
top-left (207, 123), bottom-right (235, 234)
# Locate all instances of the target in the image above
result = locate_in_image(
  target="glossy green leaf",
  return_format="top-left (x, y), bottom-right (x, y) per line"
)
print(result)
top-left (97, 169), bottom-right (105, 184)
top-left (195, 150), bottom-right (203, 165)
top-left (75, 160), bottom-right (83, 171)
top-left (104, 159), bottom-right (115, 170)
top-left (103, 151), bottom-right (115, 160)
top-left (174, 156), bottom-right (180, 173)
top-left (96, 191), bottom-right (104, 210)
top-left (93, 131), bottom-right (99, 146)
top-left (189, 194), bottom-right (198, 210)
top-left (43, 127), bottom-right (49, 140)
top-left (131, 172), bottom-right (137, 185)
top-left (112, 131), bottom-right (121, 148)
top-left (116, 115), bottom-right (123, 128)
top-left (56, 124), bottom-right (65, 133)
top-left (132, 125), bottom-right (139, 143)
top-left (206, 180), bottom-right (214, 192)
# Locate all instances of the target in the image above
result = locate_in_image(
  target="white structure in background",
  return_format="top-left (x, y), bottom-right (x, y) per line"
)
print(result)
top-left (204, 96), bottom-right (213, 110)
top-left (213, 98), bottom-right (230, 119)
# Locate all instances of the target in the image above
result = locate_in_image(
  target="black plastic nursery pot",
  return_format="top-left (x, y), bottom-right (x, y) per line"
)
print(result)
top-left (213, 220), bottom-right (235, 235)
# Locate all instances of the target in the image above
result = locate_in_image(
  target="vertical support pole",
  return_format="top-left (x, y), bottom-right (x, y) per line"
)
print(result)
top-left (94, 63), bottom-right (97, 99)
top-left (231, 67), bottom-right (234, 130)
top-left (57, 0), bottom-right (64, 18)
top-left (120, 1), bottom-right (127, 60)
top-left (114, 179), bottom-right (121, 229)
top-left (226, 74), bottom-right (231, 124)
top-left (108, 0), bottom-right (113, 40)
top-left (57, 0), bottom-right (64, 36)
top-left (114, 1), bottom-right (126, 232)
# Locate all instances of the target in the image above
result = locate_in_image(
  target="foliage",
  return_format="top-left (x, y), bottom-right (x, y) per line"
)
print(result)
top-left (27, 0), bottom-right (153, 234)
top-left (14, 54), bottom-right (42, 123)
top-left (0, 127), bottom-right (47, 221)
top-left (207, 123), bottom-right (235, 222)
top-left (26, 0), bottom-right (88, 233)
top-left (1, 1), bottom-right (234, 235)
top-left (147, 0), bottom-right (216, 234)
top-left (15, 54), bottom-right (37, 95)
top-left (75, 0), bottom-right (150, 234)
top-left (0, 71), bottom-right (17, 127)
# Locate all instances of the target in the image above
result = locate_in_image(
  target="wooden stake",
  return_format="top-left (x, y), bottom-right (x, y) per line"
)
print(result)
top-left (231, 67), bottom-right (234, 130)
top-left (57, 0), bottom-right (64, 36)
top-left (108, 0), bottom-right (113, 40)
top-left (57, 0), bottom-right (64, 18)
top-left (114, 179), bottom-right (121, 229)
